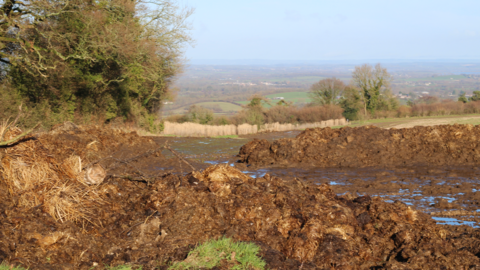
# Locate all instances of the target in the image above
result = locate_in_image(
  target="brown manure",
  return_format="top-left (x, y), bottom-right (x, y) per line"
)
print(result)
top-left (238, 124), bottom-right (480, 167)
top-left (1, 157), bottom-right (480, 268)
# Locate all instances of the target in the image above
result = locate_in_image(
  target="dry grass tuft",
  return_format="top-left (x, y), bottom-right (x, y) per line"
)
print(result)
top-left (0, 124), bottom-right (104, 224)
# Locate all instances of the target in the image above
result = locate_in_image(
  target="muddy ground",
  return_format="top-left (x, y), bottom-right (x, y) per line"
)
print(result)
top-left (1, 125), bottom-right (480, 269)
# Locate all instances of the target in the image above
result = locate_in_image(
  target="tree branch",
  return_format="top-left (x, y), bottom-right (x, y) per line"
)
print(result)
top-left (0, 122), bottom-right (40, 147)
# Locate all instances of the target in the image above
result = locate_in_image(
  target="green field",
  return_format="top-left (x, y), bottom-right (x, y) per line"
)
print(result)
top-left (196, 101), bottom-right (242, 111)
top-left (166, 101), bottom-right (243, 115)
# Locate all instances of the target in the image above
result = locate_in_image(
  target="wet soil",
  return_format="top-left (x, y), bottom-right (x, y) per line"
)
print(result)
top-left (1, 125), bottom-right (480, 269)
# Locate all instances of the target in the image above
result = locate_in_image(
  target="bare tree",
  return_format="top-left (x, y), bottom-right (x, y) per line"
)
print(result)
top-left (351, 64), bottom-right (392, 116)
top-left (309, 77), bottom-right (346, 105)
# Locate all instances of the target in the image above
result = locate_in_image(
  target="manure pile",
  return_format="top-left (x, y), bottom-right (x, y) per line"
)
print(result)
top-left (1, 125), bottom-right (480, 269)
top-left (239, 124), bottom-right (480, 167)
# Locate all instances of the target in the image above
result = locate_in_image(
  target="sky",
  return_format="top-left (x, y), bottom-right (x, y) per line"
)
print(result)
top-left (177, 0), bottom-right (480, 62)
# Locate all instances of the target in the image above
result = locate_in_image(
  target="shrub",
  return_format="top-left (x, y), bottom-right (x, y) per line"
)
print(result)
top-left (294, 105), bottom-right (344, 123)
top-left (184, 105), bottom-right (215, 124)
top-left (264, 106), bottom-right (297, 124)
top-left (397, 105), bottom-right (412, 118)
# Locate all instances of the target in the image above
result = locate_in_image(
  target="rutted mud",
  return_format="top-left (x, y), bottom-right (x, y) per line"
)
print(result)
top-left (1, 125), bottom-right (480, 269)
top-left (238, 125), bottom-right (480, 167)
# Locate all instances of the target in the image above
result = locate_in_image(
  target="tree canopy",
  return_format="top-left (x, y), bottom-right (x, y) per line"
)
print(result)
top-left (0, 0), bottom-right (193, 128)
top-left (309, 77), bottom-right (345, 105)
top-left (351, 63), bottom-right (392, 116)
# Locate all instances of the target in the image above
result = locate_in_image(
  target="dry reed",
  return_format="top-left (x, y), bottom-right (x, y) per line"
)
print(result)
top-left (162, 118), bottom-right (347, 137)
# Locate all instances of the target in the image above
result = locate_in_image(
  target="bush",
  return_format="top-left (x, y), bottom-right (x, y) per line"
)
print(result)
top-left (396, 105), bottom-right (412, 118)
top-left (264, 106), bottom-right (297, 124)
top-left (294, 105), bottom-right (344, 123)
top-left (184, 105), bottom-right (215, 124)
top-left (169, 237), bottom-right (266, 270)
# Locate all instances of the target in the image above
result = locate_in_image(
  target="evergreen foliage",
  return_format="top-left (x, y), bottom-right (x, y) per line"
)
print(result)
top-left (0, 0), bottom-right (192, 128)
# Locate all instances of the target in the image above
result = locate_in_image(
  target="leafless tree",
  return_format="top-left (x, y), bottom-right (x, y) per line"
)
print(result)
top-left (309, 77), bottom-right (346, 105)
top-left (351, 63), bottom-right (392, 116)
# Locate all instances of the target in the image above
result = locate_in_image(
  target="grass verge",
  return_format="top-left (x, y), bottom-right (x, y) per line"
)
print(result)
top-left (0, 263), bottom-right (28, 270)
top-left (169, 237), bottom-right (266, 270)
top-left (105, 266), bottom-right (142, 270)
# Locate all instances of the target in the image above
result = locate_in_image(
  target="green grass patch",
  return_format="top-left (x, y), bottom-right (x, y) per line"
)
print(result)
top-left (0, 263), bottom-right (28, 270)
top-left (168, 102), bottom-right (243, 116)
top-left (106, 266), bottom-right (142, 270)
top-left (169, 237), bottom-right (266, 270)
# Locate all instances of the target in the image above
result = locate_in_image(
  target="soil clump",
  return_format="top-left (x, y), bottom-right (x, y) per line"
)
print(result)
top-left (238, 124), bottom-right (480, 168)
top-left (1, 125), bottom-right (480, 269)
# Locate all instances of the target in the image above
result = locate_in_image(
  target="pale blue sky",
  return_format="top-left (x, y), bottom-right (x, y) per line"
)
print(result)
top-left (180, 0), bottom-right (480, 61)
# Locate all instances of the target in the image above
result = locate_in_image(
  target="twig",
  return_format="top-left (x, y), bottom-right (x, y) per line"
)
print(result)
top-left (119, 221), bottom-right (143, 236)
top-left (144, 211), bottom-right (158, 224)
top-left (0, 122), bottom-right (41, 147)
top-left (164, 141), bottom-right (196, 171)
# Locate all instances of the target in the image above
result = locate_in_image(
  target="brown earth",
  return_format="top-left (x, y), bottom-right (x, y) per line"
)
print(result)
top-left (238, 124), bottom-right (480, 168)
top-left (1, 125), bottom-right (480, 269)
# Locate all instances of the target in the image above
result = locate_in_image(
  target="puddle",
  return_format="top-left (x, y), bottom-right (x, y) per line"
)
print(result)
top-left (204, 161), bottom-right (229, 165)
top-left (242, 169), bottom-right (269, 179)
top-left (329, 181), bottom-right (343, 185)
top-left (432, 217), bottom-right (479, 228)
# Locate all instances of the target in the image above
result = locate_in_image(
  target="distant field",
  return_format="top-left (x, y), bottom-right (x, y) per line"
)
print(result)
top-left (262, 76), bottom-right (350, 84)
top-left (196, 101), bottom-right (242, 112)
top-left (401, 75), bottom-right (467, 82)
top-left (164, 101), bottom-right (243, 116)
top-left (263, 76), bottom-right (326, 83)
top-left (238, 91), bottom-right (312, 107)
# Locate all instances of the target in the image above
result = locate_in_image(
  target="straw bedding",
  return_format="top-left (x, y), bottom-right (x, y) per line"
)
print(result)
top-left (0, 123), bottom-right (162, 224)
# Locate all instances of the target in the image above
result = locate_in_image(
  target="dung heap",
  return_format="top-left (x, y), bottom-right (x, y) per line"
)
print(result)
top-left (238, 124), bottom-right (480, 167)
top-left (1, 152), bottom-right (480, 269)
